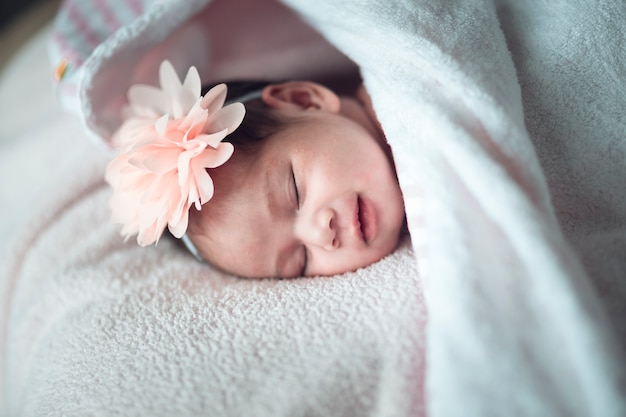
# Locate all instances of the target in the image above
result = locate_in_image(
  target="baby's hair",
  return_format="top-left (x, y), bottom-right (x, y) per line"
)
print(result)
top-left (201, 81), bottom-right (286, 154)
top-left (201, 77), bottom-right (358, 153)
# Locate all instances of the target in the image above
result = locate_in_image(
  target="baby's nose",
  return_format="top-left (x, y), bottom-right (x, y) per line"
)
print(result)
top-left (297, 208), bottom-right (338, 250)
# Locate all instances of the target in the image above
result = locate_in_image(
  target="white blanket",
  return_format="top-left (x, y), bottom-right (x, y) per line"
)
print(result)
top-left (2, 0), bottom-right (626, 415)
top-left (1, 12), bottom-right (426, 417)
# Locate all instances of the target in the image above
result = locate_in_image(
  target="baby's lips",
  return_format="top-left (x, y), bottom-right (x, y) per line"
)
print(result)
top-left (358, 196), bottom-right (378, 243)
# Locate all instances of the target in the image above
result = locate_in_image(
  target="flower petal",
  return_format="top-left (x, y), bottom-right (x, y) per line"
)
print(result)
top-left (136, 205), bottom-right (161, 246)
top-left (173, 88), bottom-right (198, 119)
top-left (168, 206), bottom-right (190, 238)
top-left (169, 194), bottom-right (191, 234)
top-left (198, 142), bottom-right (234, 168)
top-left (108, 61), bottom-right (247, 247)
top-left (182, 65), bottom-right (201, 98)
top-left (154, 114), bottom-right (170, 136)
top-left (194, 130), bottom-right (228, 148)
top-left (159, 60), bottom-right (182, 98)
top-left (201, 83), bottom-right (228, 114)
top-left (205, 102), bottom-right (245, 135)
top-left (180, 100), bottom-right (209, 139)
top-left (192, 163), bottom-right (215, 202)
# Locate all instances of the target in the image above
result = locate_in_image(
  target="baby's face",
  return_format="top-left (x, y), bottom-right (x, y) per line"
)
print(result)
top-left (188, 98), bottom-right (405, 278)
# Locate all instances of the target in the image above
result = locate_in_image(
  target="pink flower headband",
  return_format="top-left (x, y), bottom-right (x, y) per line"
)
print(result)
top-left (105, 60), bottom-right (245, 246)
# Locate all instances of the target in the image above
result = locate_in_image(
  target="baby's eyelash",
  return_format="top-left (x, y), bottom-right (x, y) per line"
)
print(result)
top-left (291, 164), bottom-right (301, 208)
top-left (291, 164), bottom-right (307, 275)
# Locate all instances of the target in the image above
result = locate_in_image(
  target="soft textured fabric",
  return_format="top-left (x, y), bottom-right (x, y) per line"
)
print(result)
top-left (1, 17), bottom-right (425, 417)
top-left (497, 0), bottom-right (626, 345)
top-left (2, 0), bottom-right (626, 416)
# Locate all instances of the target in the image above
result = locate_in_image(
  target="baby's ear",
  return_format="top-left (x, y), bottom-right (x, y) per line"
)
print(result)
top-left (261, 81), bottom-right (341, 112)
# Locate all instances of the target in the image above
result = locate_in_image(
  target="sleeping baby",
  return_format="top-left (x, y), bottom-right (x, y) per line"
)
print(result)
top-left (106, 61), bottom-right (405, 278)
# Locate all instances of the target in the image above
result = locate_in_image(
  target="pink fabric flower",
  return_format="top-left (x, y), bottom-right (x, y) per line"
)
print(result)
top-left (105, 60), bottom-right (245, 246)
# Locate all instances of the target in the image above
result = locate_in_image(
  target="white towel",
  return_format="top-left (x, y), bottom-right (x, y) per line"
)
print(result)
top-left (497, 0), bottom-right (626, 343)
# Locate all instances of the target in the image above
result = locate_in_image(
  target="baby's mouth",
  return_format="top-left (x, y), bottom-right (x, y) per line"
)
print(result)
top-left (357, 196), bottom-right (377, 244)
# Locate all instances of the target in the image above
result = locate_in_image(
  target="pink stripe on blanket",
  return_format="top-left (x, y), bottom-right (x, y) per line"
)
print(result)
top-left (128, 0), bottom-right (145, 16)
top-left (94, 0), bottom-right (122, 32)
top-left (66, 1), bottom-right (102, 49)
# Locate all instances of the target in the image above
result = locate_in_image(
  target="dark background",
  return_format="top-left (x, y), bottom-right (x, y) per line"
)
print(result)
top-left (0, 0), bottom-right (42, 29)
top-left (0, 0), bottom-right (61, 71)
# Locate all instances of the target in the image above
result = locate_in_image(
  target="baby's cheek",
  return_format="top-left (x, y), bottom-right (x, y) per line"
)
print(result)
top-left (242, 243), bottom-right (258, 258)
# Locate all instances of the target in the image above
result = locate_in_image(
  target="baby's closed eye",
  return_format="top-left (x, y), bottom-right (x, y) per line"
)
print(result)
top-left (289, 163), bottom-right (308, 276)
